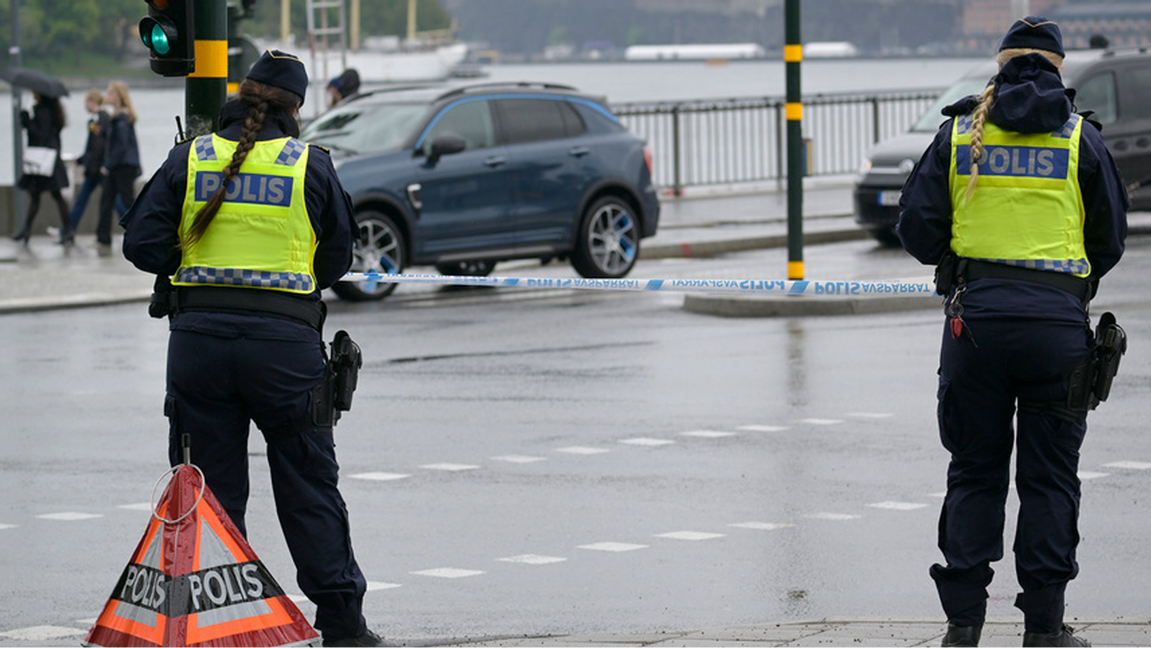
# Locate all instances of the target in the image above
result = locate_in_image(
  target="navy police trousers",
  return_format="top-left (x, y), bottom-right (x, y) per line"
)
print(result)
top-left (164, 316), bottom-right (368, 641)
top-left (931, 281), bottom-right (1091, 634)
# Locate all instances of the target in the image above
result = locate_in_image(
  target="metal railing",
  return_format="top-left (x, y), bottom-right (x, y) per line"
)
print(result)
top-left (613, 90), bottom-right (941, 195)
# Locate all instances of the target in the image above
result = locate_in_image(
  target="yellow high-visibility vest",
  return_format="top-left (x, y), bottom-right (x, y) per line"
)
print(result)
top-left (949, 113), bottom-right (1090, 277)
top-left (173, 134), bottom-right (318, 294)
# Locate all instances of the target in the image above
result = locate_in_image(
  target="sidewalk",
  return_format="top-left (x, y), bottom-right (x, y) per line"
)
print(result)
top-left (444, 618), bottom-right (1151, 647)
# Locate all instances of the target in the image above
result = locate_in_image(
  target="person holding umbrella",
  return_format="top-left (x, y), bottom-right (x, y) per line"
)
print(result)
top-left (11, 91), bottom-right (71, 245)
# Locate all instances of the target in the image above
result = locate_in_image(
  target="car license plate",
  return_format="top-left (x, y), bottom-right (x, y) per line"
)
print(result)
top-left (878, 191), bottom-right (902, 206)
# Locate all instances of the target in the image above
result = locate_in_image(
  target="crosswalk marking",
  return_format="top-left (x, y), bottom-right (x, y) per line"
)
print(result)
top-left (655, 531), bottom-right (725, 541)
top-left (619, 437), bottom-right (676, 446)
top-left (578, 542), bottom-right (648, 552)
top-left (37, 512), bottom-right (103, 521)
top-left (867, 501), bottom-right (928, 511)
top-left (490, 455), bottom-right (548, 463)
top-left (420, 463), bottom-right (481, 472)
top-left (412, 568), bottom-right (486, 578)
top-left (351, 472), bottom-right (411, 481)
top-left (497, 554), bottom-right (568, 565)
top-left (729, 522), bottom-right (795, 531)
top-left (556, 446), bottom-right (611, 455)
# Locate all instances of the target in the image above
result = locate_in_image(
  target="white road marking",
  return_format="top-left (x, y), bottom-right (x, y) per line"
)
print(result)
top-left (497, 554), bottom-right (568, 565)
top-left (805, 512), bottom-right (862, 521)
top-left (795, 418), bottom-right (845, 425)
top-left (729, 522), bottom-right (796, 531)
top-left (618, 437), bottom-right (676, 446)
top-left (351, 472), bottom-right (411, 481)
top-left (490, 455), bottom-right (547, 463)
top-left (420, 463), bottom-right (481, 472)
top-left (0, 523), bottom-right (18, 530)
top-left (0, 626), bottom-right (86, 641)
top-left (929, 492), bottom-right (947, 499)
top-left (654, 531), bottom-right (726, 541)
top-left (1078, 471), bottom-right (1109, 480)
top-left (366, 581), bottom-right (403, 591)
top-left (738, 425), bottom-right (788, 432)
top-left (1103, 461), bottom-right (1151, 470)
top-left (118, 502), bottom-right (154, 511)
top-left (556, 446), bottom-right (611, 455)
top-left (411, 568), bottom-right (486, 578)
top-left (37, 512), bottom-right (103, 521)
top-left (577, 542), bottom-right (649, 552)
top-left (867, 501), bottom-right (929, 511)
top-left (679, 430), bottom-right (737, 438)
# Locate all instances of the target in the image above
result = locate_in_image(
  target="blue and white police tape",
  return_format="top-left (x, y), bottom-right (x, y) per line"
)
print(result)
top-left (341, 272), bottom-right (937, 297)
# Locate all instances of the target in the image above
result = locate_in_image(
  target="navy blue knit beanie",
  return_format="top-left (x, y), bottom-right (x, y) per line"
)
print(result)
top-left (247, 50), bottom-right (309, 102)
top-left (999, 16), bottom-right (1065, 57)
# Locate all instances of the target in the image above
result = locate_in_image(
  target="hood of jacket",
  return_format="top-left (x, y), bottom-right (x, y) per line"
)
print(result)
top-left (941, 53), bottom-right (1073, 135)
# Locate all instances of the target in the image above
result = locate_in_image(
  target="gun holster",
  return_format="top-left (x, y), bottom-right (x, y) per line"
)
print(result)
top-left (312, 330), bottom-right (363, 427)
top-left (149, 275), bottom-right (178, 319)
top-left (1067, 311), bottom-right (1127, 411)
top-left (934, 251), bottom-right (961, 296)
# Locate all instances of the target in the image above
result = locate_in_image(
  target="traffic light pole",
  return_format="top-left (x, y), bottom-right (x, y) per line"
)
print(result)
top-left (185, 0), bottom-right (228, 138)
top-left (784, 0), bottom-right (804, 280)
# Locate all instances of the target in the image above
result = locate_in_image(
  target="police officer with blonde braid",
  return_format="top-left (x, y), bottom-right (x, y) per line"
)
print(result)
top-left (898, 18), bottom-right (1128, 648)
top-left (121, 50), bottom-right (382, 647)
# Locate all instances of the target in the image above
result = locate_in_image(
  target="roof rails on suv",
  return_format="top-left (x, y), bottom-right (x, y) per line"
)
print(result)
top-left (435, 81), bottom-right (581, 101)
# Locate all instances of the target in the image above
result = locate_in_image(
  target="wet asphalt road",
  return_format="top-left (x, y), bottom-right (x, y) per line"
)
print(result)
top-left (1, 238), bottom-right (1150, 645)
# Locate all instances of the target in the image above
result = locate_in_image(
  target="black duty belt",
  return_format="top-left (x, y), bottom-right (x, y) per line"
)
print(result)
top-left (959, 259), bottom-right (1091, 302)
top-left (176, 287), bottom-right (326, 330)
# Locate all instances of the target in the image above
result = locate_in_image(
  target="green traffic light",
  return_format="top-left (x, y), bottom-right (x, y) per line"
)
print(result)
top-left (150, 23), bottom-right (171, 55)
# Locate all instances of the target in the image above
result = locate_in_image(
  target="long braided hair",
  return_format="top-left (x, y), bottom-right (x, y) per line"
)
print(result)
top-left (963, 47), bottom-right (1064, 203)
top-left (181, 79), bottom-right (301, 248)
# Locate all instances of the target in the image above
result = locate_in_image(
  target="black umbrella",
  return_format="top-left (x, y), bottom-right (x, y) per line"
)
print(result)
top-left (0, 67), bottom-right (69, 98)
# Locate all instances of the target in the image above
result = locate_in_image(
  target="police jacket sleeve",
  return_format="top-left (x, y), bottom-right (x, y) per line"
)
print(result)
top-left (305, 146), bottom-right (357, 290)
top-left (121, 142), bottom-right (193, 276)
top-left (1077, 122), bottom-right (1128, 279)
top-left (896, 124), bottom-right (954, 265)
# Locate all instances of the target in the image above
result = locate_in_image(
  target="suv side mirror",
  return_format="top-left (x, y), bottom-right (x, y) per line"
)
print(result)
top-left (427, 133), bottom-right (467, 164)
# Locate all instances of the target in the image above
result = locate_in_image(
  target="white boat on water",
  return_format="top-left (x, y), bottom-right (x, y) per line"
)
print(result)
top-left (303, 40), bottom-right (469, 84)
top-left (269, 0), bottom-right (469, 86)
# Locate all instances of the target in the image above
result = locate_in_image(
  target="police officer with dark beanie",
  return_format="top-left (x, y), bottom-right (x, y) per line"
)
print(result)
top-left (898, 17), bottom-right (1128, 648)
top-left (121, 50), bottom-right (382, 647)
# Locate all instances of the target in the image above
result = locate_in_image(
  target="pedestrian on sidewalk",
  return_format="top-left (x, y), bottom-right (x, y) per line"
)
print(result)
top-left (95, 81), bottom-right (141, 255)
top-left (897, 16), bottom-right (1128, 648)
top-left (121, 49), bottom-right (381, 647)
top-left (64, 90), bottom-right (126, 236)
top-left (11, 92), bottom-right (71, 245)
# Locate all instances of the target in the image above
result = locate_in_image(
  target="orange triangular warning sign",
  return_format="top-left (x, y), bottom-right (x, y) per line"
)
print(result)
top-left (84, 464), bottom-right (320, 647)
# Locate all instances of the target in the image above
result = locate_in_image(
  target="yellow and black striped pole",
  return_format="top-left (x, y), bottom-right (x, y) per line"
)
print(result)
top-left (185, 0), bottom-right (227, 137)
top-left (784, 0), bottom-right (804, 280)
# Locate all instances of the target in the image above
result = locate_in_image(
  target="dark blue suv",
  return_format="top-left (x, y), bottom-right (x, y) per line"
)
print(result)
top-left (300, 82), bottom-right (661, 301)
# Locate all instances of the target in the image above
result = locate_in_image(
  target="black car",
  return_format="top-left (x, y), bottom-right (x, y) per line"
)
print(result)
top-left (300, 82), bottom-right (661, 301)
top-left (854, 47), bottom-right (1151, 246)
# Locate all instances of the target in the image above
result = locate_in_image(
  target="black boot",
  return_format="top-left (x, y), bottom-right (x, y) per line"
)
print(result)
top-left (1023, 624), bottom-right (1090, 647)
top-left (942, 623), bottom-right (982, 647)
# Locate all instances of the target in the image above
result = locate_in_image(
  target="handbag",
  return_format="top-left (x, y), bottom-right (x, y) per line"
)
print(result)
top-left (22, 146), bottom-right (58, 177)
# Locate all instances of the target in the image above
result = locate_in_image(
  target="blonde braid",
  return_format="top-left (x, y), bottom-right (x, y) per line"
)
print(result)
top-left (964, 84), bottom-right (995, 204)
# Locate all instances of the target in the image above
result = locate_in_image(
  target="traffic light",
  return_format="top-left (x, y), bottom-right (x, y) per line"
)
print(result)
top-left (139, 0), bottom-right (195, 76)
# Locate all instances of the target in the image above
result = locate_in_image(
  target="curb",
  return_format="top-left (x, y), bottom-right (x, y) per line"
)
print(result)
top-left (682, 292), bottom-right (938, 317)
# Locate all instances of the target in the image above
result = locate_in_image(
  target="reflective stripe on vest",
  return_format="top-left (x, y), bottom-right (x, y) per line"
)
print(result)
top-left (949, 114), bottom-right (1090, 277)
top-left (174, 134), bottom-right (318, 294)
